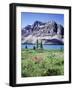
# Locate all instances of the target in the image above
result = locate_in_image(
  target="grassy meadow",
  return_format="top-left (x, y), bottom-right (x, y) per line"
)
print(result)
top-left (21, 48), bottom-right (64, 77)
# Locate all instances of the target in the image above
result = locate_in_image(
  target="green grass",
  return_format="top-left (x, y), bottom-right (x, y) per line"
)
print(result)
top-left (21, 49), bottom-right (64, 77)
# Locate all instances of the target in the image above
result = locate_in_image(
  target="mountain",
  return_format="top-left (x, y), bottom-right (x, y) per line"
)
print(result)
top-left (21, 20), bottom-right (64, 45)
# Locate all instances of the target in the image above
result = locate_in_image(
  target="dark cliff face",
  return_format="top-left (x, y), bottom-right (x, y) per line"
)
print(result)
top-left (22, 21), bottom-right (64, 37)
top-left (21, 20), bottom-right (64, 44)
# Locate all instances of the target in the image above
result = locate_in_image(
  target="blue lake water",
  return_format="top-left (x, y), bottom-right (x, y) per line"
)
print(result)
top-left (21, 44), bottom-right (64, 50)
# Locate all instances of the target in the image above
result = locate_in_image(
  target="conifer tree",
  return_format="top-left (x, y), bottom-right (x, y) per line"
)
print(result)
top-left (36, 39), bottom-right (38, 49)
top-left (40, 40), bottom-right (43, 49)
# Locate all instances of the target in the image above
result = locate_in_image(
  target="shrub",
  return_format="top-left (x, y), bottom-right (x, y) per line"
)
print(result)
top-left (25, 45), bottom-right (27, 49)
top-left (33, 46), bottom-right (36, 50)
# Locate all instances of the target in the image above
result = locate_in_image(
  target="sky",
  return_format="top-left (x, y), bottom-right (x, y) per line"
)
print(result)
top-left (21, 12), bottom-right (64, 28)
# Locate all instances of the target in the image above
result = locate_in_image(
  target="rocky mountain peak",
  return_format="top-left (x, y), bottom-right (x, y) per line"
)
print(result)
top-left (21, 20), bottom-right (64, 45)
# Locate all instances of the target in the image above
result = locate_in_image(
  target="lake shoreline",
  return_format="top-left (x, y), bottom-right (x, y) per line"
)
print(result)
top-left (21, 44), bottom-right (64, 50)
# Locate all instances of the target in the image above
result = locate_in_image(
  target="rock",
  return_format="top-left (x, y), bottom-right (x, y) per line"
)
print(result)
top-left (21, 20), bottom-right (64, 44)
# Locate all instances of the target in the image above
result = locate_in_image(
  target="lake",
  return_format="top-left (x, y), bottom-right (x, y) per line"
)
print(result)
top-left (21, 44), bottom-right (64, 50)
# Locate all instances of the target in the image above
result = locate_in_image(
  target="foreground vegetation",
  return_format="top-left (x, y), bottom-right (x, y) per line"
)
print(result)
top-left (21, 49), bottom-right (64, 77)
